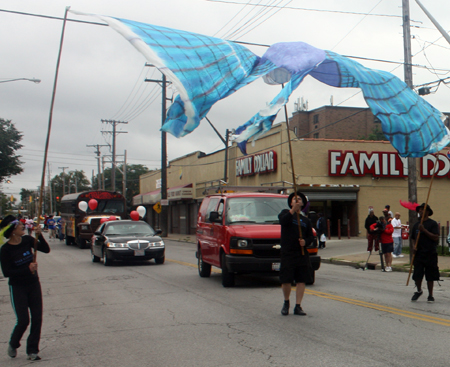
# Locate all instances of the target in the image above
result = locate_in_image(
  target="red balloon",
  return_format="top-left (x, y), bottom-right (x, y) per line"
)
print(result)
top-left (109, 215), bottom-right (117, 221)
top-left (100, 218), bottom-right (108, 224)
top-left (130, 211), bottom-right (139, 221)
top-left (88, 199), bottom-right (98, 211)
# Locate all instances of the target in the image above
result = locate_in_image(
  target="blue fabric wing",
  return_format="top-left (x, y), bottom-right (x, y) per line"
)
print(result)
top-left (311, 51), bottom-right (450, 157)
top-left (76, 11), bottom-right (449, 158)
top-left (112, 18), bottom-right (277, 137)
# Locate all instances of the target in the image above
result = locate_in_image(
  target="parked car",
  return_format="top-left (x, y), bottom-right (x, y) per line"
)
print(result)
top-left (91, 220), bottom-right (165, 266)
top-left (196, 192), bottom-right (321, 287)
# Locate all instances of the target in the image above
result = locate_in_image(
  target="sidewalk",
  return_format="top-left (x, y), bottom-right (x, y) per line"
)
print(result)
top-left (164, 234), bottom-right (450, 277)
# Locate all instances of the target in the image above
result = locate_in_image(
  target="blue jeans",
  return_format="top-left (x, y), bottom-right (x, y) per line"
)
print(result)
top-left (393, 237), bottom-right (402, 256)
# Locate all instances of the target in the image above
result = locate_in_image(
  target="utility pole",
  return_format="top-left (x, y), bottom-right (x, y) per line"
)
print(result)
top-left (58, 166), bottom-right (68, 196)
top-left (48, 162), bottom-right (53, 214)
top-left (145, 69), bottom-right (171, 237)
top-left (122, 150), bottom-right (127, 199)
top-left (101, 120), bottom-right (128, 191)
top-left (402, 0), bottom-right (418, 257)
top-left (87, 144), bottom-right (109, 190)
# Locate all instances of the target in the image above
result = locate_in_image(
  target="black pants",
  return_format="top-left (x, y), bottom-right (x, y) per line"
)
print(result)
top-left (9, 281), bottom-right (43, 354)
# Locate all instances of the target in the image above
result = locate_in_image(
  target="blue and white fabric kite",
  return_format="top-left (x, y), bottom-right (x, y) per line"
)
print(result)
top-left (72, 10), bottom-right (450, 157)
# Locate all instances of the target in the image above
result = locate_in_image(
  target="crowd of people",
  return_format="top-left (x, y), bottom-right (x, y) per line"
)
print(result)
top-left (364, 203), bottom-right (440, 302)
top-left (0, 196), bottom-right (442, 359)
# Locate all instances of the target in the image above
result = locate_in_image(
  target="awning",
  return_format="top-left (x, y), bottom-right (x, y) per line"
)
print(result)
top-left (133, 189), bottom-right (161, 206)
top-left (168, 183), bottom-right (193, 201)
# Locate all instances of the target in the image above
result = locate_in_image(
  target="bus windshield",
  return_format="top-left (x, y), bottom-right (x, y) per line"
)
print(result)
top-left (225, 197), bottom-right (286, 225)
top-left (86, 199), bottom-right (125, 214)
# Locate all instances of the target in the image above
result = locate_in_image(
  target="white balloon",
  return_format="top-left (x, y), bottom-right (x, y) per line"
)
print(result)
top-left (136, 205), bottom-right (146, 218)
top-left (78, 201), bottom-right (88, 212)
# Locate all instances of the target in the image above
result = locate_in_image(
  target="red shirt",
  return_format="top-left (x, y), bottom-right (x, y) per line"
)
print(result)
top-left (370, 222), bottom-right (394, 244)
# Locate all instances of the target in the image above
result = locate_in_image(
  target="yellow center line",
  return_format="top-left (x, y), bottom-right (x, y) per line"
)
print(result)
top-left (167, 258), bottom-right (450, 327)
top-left (167, 258), bottom-right (221, 273)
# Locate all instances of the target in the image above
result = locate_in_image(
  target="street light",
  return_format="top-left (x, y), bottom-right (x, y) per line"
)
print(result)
top-left (0, 78), bottom-right (41, 84)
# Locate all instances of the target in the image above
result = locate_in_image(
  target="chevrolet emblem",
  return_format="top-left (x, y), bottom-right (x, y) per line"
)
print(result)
top-left (272, 244), bottom-right (281, 249)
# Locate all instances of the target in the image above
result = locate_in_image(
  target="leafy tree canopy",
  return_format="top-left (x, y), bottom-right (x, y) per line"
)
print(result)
top-left (0, 118), bottom-right (23, 182)
top-left (358, 125), bottom-right (388, 141)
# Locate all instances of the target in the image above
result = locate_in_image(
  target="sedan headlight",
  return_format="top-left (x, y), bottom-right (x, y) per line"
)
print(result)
top-left (149, 241), bottom-right (164, 247)
top-left (106, 242), bottom-right (128, 248)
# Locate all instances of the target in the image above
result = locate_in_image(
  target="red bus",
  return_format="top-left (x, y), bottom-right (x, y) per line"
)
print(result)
top-left (61, 191), bottom-right (127, 248)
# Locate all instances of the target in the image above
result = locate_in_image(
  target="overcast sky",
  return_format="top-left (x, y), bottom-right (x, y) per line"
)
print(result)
top-left (1, 0), bottom-right (450, 200)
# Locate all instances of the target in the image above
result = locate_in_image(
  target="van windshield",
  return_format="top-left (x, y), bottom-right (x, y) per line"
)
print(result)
top-left (225, 197), bottom-right (286, 225)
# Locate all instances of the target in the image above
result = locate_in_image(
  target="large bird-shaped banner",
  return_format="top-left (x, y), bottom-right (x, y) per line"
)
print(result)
top-left (72, 10), bottom-right (450, 157)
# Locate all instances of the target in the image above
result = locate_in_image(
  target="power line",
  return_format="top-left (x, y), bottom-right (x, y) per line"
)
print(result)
top-left (207, 0), bottom-right (405, 19)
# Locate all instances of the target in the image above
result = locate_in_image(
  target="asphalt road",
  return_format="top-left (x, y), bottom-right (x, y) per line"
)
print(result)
top-left (1, 236), bottom-right (449, 366)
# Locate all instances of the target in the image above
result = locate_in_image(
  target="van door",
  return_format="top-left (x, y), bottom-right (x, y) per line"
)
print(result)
top-left (199, 198), bottom-right (220, 264)
top-left (210, 199), bottom-right (225, 264)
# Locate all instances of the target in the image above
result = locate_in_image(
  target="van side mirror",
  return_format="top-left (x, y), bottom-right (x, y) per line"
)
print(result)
top-left (209, 211), bottom-right (221, 223)
top-left (154, 229), bottom-right (162, 235)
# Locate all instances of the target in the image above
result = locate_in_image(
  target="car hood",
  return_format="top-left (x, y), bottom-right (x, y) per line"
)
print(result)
top-left (106, 235), bottom-right (163, 243)
top-left (225, 224), bottom-right (281, 239)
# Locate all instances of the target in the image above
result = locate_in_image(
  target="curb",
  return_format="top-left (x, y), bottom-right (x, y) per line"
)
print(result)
top-left (321, 258), bottom-right (450, 276)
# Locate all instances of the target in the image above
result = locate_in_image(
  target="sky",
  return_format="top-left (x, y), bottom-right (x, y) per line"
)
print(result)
top-left (1, 0), bottom-right (450, 201)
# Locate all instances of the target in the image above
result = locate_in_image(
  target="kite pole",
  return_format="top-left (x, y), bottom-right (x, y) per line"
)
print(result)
top-left (406, 155), bottom-right (439, 286)
top-left (34, 6), bottom-right (70, 261)
top-left (282, 103), bottom-right (304, 255)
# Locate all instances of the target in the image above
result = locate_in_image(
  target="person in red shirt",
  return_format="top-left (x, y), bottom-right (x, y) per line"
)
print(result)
top-left (370, 216), bottom-right (394, 271)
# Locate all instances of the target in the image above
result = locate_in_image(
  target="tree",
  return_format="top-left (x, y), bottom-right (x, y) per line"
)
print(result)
top-left (50, 170), bottom-right (91, 213)
top-left (102, 164), bottom-right (150, 206)
top-left (0, 118), bottom-right (23, 183)
top-left (358, 125), bottom-right (388, 141)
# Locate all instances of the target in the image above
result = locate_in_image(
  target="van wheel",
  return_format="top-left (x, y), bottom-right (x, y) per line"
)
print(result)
top-left (198, 249), bottom-right (211, 277)
top-left (306, 271), bottom-right (315, 285)
top-left (221, 253), bottom-right (235, 287)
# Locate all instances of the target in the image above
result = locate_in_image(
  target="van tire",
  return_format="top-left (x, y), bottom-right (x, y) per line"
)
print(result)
top-left (198, 249), bottom-right (211, 277)
top-left (306, 271), bottom-right (315, 285)
top-left (221, 253), bottom-right (235, 287)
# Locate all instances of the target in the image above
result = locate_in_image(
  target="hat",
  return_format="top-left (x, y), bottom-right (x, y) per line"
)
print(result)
top-left (416, 203), bottom-right (433, 216)
top-left (287, 191), bottom-right (308, 209)
top-left (0, 214), bottom-right (17, 229)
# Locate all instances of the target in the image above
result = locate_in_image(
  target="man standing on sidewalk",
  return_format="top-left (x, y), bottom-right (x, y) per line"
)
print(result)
top-left (411, 203), bottom-right (439, 303)
top-left (392, 212), bottom-right (404, 258)
top-left (365, 208), bottom-right (378, 252)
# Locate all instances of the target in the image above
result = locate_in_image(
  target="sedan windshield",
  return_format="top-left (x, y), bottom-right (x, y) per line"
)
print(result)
top-left (225, 197), bottom-right (286, 225)
top-left (104, 222), bottom-right (156, 236)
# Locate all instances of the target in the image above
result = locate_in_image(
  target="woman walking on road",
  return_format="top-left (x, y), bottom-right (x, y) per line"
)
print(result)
top-left (0, 215), bottom-right (50, 361)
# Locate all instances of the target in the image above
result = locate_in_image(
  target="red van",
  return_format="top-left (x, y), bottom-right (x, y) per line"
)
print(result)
top-left (196, 192), bottom-right (320, 287)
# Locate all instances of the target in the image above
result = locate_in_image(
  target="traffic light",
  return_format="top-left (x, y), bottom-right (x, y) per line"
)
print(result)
top-left (56, 196), bottom-right (60, 202)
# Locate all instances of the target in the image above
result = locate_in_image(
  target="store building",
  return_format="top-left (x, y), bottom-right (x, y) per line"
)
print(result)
top-left (134, 107), bottom-right (450, 237)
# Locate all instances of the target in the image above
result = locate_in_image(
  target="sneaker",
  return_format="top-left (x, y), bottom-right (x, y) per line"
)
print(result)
top-left (427, 296), bottom-right (435, 303)
top-left (293, 305), bottom-right (307, 316)
top-left (398, 255), bottom-right (404, 258)
top-left (27, 354), bottom-right (41, 361)
top-left (7, 344), bottom-right (16, 358)
top-left (393, 255), bottom-right (398, 258)
top-left (281, 302), bottom-right (289, 316)
top-left (411, 291), bottom-right (423, 301)
top-left (386, 267), bottom-right (392, 272)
